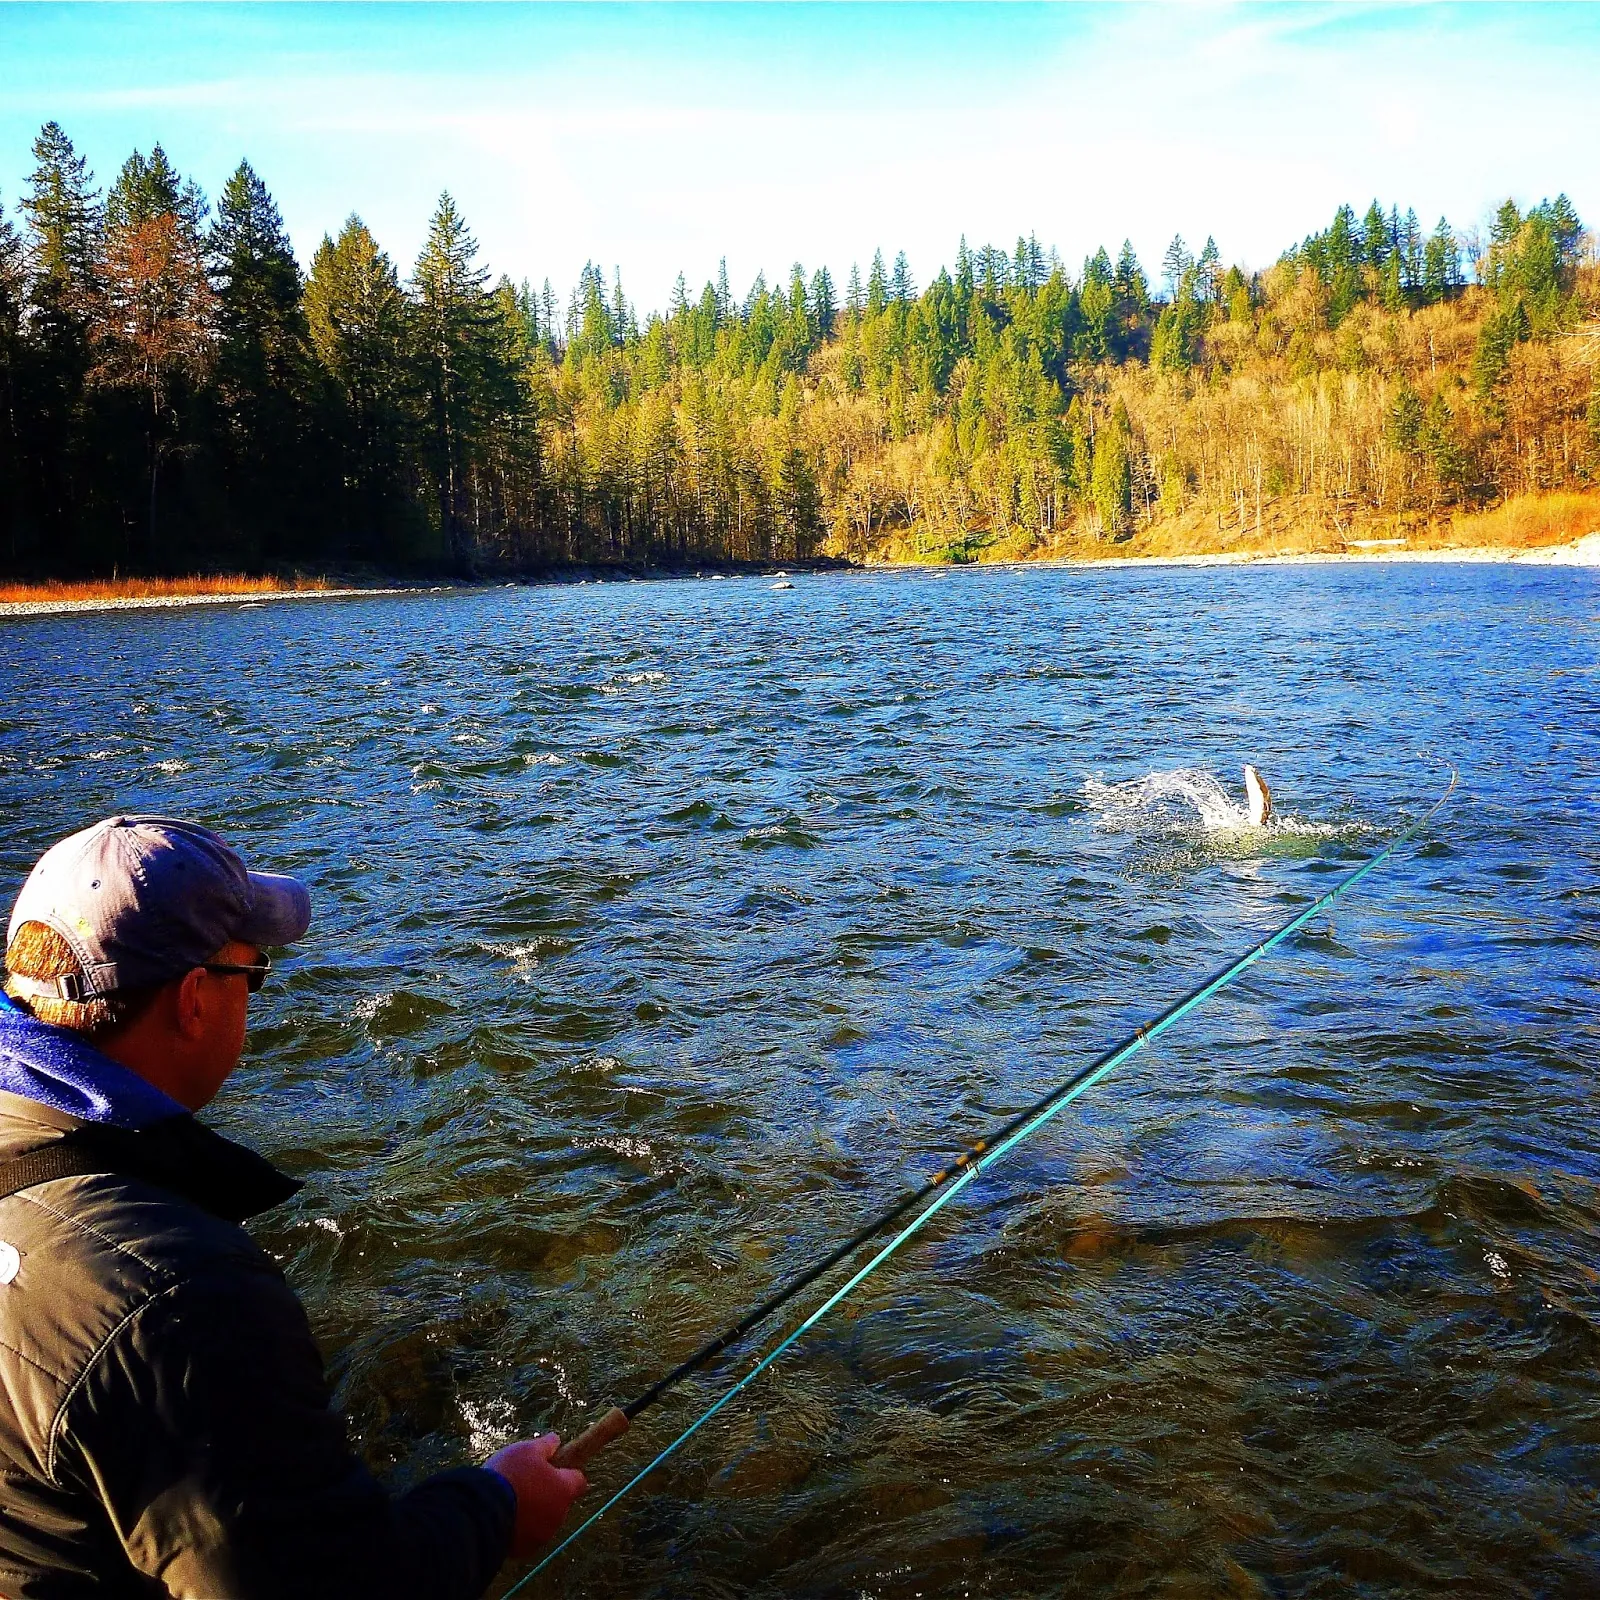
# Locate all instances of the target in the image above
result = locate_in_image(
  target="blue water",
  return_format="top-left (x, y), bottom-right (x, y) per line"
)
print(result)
top-left (3, 563), bottom-right (1598, 1597)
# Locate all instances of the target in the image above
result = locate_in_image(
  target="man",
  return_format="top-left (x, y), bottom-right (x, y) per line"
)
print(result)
top-left (0, 816), bottom-right (586, 1597)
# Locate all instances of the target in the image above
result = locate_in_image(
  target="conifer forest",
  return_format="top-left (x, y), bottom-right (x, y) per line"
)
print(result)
top-left (0, 122), bottom-right (1596, 577)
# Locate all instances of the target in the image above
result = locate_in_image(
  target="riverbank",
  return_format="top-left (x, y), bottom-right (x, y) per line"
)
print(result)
top-left (0, 556), bottom-right (852, 617)
top-left (858, 489), bottom-right (1600, 571)
top-left (5, 518), bottom-right (1595, 617)
top-left (1048, 528), bottom-right (1600, 570)
top-left (0, 584), bottom-right (408, 618)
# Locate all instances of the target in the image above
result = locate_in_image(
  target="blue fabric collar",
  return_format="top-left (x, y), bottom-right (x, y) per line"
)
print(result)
top-left (0, 993), bottom-right (186, 1129)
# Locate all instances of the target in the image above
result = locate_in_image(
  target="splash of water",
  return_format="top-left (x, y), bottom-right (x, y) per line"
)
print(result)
top-left (1082, 766), bottom-right (1359, 843)
top-left (1083, 766), bottom-right (1256, 831)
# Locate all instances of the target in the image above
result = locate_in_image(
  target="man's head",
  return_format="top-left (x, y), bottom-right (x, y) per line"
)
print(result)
top-left (4, 817), bottom-right (311, 1109)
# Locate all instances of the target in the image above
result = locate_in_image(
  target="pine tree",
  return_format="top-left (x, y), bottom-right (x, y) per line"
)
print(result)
top-left (1091, 402), bottom-right (1132, 534)
top-left (1077, 247), bottom-right (1116, 363)
top-left (1160, 235), bottom-right (1191, 300)
top-left (1420, 391), bottom-right (1464, 500)
top-left (411, 191), bottom-right (517, 570)
top-left (211, 160), bottom-right (314, 553)
top-left (1112, 242), bottom-right (1149, 357)
top-left (1384, 380), bottom-right (1423, 452)
top-left (1420, 218), bottom-right (1459, 304)
top-left (304, 215), bottom-right (414, 556)
top-left (867, 250), bottom-right (888, 316)
top-left (1326, 204), bottom-right (1362, 322)
top-left (1540, 193), bottom-right (1583, 266)
top-left (106, 146), bottom-right (184, 235)
top-left (891, 251), bottom-right (915, 304)
top-left (540, 279), bottom-right (559, 354)
top-left (0, 195), bottom-right (26, 560)
top-left (1471, 303), bottom-right (1522, 403)
top-left (808, 266), bottom-right (836, 340)
top-left (95, 144), bottom-right (215, 564)
top-left (1361, 201), bottom-right (1388, 271)
top-left (22, 122), bottom-right (101, 309)
top-left (16, 125), bottom-right (105, 563)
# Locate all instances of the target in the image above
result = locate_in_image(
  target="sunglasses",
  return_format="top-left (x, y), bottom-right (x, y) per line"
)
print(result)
top-left (201, 955), bottom-right (273, 994)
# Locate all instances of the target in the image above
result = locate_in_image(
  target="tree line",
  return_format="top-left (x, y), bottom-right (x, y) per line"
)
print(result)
top-left (0, 121), bottom-right (1595, 577)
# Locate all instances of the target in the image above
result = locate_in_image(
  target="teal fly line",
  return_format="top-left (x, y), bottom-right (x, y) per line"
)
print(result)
top-left (511, 770), bottom-right (1457, 1589)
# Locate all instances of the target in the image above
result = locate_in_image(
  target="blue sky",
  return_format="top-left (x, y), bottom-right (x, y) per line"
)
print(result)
top-left (1, 3), bottom-right (1594, 313)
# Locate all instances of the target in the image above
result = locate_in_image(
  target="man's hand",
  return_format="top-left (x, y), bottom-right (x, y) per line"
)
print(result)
top-left (486, 1435), bottom-right (588, 1557)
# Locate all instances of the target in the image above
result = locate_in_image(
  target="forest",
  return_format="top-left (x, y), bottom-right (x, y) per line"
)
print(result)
top-left (0, 121), bottom-right (1596, 577)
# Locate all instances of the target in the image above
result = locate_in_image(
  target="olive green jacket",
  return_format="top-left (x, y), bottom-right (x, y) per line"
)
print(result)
top-left (0, 1091), bottom-right (513, 1598)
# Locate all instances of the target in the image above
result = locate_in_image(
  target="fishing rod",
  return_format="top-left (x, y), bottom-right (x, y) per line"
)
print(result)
top-left (528, 771), bottom-right (1457, 1579)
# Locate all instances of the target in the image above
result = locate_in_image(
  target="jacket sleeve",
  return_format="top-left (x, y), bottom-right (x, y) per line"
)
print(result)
top-left (53, 1256), bottom-right (515, 1600)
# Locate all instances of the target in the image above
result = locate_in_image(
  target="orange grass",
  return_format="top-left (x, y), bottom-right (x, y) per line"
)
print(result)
top-left (1435, 490), bottom-right (1600, 551)
top-left (0, 573), bottom-right (331, 606)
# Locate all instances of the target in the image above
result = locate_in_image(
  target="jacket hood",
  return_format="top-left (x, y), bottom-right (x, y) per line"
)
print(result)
top-left (0, 992), bottom-right (186, 1128)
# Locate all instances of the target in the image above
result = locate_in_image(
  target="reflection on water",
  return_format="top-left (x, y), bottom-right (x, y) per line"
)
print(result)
top-left (2, 563), bottom-right (1598, 1597)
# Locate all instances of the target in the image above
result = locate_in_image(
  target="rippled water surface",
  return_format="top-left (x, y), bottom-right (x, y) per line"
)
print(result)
top-left (4, 564), bottom-right (1599, 1598)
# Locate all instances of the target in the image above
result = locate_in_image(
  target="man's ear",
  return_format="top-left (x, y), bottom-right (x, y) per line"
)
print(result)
top-left (171, 966), bottom-right (208, 1040)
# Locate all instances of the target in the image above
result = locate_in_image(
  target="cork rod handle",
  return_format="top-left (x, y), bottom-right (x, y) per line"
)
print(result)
top-left (551, 1406), bottom-right (630, 1470)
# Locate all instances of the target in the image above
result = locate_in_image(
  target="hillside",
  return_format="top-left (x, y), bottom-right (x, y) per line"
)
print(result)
top-left (2, 124), bottom-right (1595, 577)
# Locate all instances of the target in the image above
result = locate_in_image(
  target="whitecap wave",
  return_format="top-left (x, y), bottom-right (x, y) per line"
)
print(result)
top-left (601, 669), bottom-right (668, 693)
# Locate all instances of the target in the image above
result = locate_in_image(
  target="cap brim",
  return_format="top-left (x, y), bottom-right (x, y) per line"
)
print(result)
top-left (240, 872), bottom-right (312, 948)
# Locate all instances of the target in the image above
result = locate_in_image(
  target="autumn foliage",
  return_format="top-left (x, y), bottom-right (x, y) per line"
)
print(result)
top-left (1, 122), bottom-right (1595, 579)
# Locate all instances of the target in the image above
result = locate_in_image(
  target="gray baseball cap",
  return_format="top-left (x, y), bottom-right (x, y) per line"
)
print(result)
top-left (6, 816), bottom-right (311, 999)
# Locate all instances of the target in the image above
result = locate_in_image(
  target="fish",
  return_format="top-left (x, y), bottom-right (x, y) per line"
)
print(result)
top-left (1243, 764), bottom-right (1272, 827)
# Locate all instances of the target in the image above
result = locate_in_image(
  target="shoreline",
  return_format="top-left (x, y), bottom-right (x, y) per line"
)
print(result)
top-left (3, 532), bottom-right (1596, 617)
top-left (1028, 529), bottom-right (1600, 572)
top-left (0, 585), bottom-right (410, 619)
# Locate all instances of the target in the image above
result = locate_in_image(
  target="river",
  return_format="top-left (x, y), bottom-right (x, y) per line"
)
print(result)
top-left (2, 562), bottom-right (1597, 1596)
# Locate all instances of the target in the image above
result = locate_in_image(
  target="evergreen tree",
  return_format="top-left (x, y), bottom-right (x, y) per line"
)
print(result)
top-left (1326, 204), bottom-right (1362, 322)
top-left (891, 250), bottom-right (915, 304)
top-left (0, 195), bottom-right (26, 562)
top-left (95, 144), bottom-right (215, 564)
top-left (1160, 235), bottom-right (1192, 300)
top-left (1112, 242), bottom-right (1149, 357)
top-left (1539, 193), bottom-right (1584, 266)
top-left (1384, 380), bottom-right (1423, 452)
top-left (1361, 201), bottom-right (1388, 271)
top-left (867, 250), bottom-right (888, 316)
top-left (540, 279), bottom-right (560, 353)
top-left (211, 160), bottom-right (315, 555)
top-left (16, 125), bottom-right (104, 564)
top-left (1420, 391), bottom-right (1464, 499)
top-left (1077, 247), bottom-right (1116, 363)
top-left (410, 191), bottom-right (518, 570)
top-left (1091, 402), bottom-right (1132, 534)
top-left (955, 236), bottom-right (974, 298)
top-left (304, 215), bottom-right (414, 557)
top-left (808, 266), bottom-right (836, 340)
top-left (1420, 218), bottom-right (1460, 303)
top-left (22, 122), bottom-right (101, 308)
top-left (846, 261), bottom-right (864, 320)
top-left (106, 146), bottom-right (184, 235)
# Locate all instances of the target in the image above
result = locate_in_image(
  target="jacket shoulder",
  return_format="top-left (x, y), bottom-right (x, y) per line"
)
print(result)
top-left (0, 1173), bottom-right (277, 1477)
